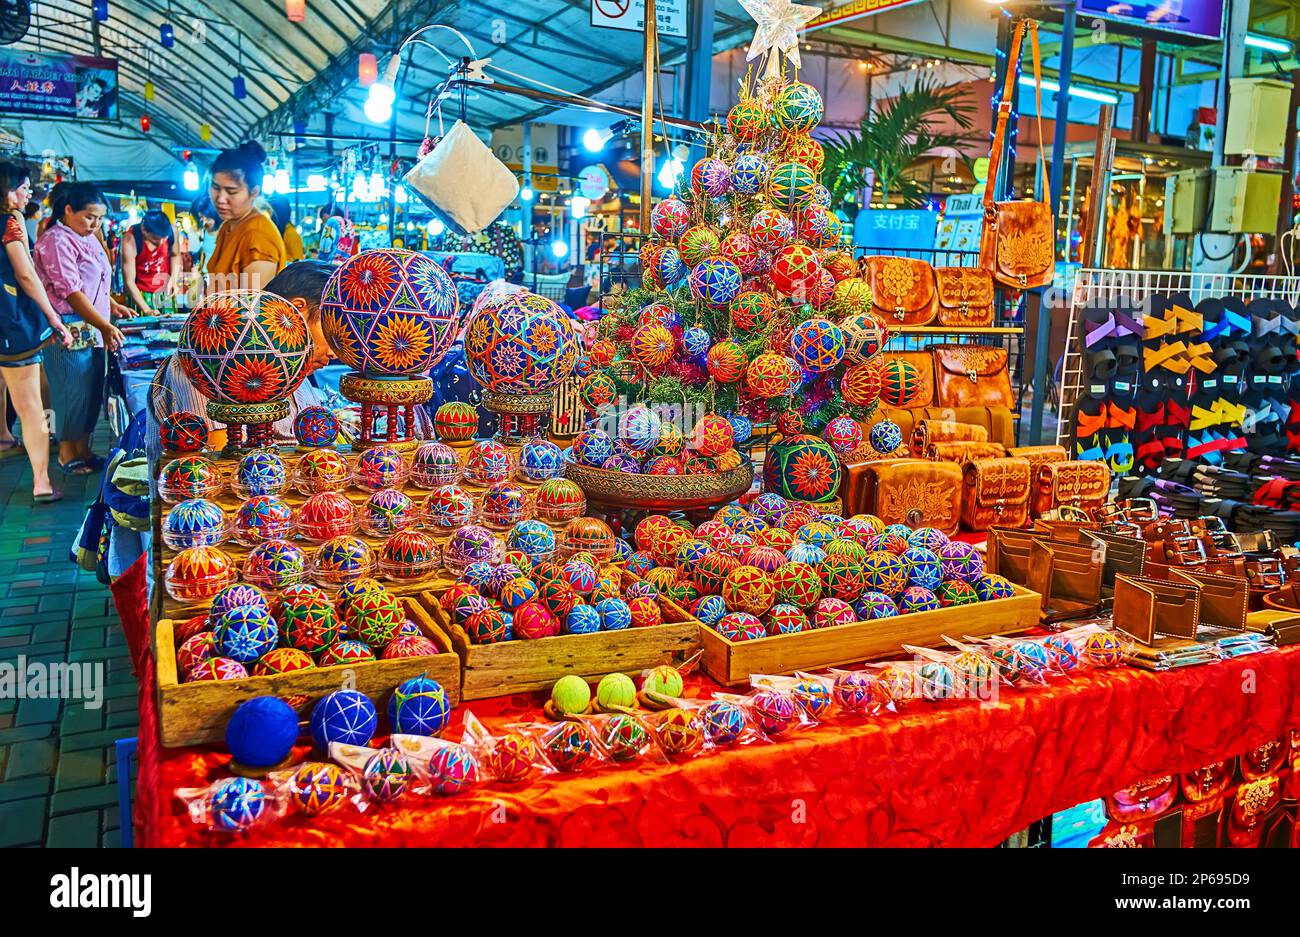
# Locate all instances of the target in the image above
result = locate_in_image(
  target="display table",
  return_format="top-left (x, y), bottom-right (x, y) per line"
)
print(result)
top-left (120, 531), bottom-right (1299, 847)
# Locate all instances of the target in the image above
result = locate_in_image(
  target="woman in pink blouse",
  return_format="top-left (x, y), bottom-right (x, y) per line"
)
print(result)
top-left (33, 183), bottom-right (131, 476)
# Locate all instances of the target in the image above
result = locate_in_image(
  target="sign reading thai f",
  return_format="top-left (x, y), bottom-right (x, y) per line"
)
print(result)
top-left (591, 0), bottom-right (688, 38)
top-left (804, 0), bottom-right (930, 33)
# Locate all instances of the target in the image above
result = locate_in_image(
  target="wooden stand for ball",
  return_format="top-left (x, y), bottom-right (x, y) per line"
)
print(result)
top-left (339, 373), bottom-right (432, 450)
top-left (207, 400), bottom-right (290, 456)
top-left (481, 389), bottom-right (553, 447)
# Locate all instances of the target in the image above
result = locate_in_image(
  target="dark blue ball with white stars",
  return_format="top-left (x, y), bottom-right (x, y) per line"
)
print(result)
top-left (310, 689), bottom-right (378, 747)
top-left (565, 605), bottom-right (601, 634)
top-left (869, 420), bottom-right (902, 454)
top-left (694, 594), bottom-right (728, 627)
top-left (901, 547), bottom-right (943, 591)
top-left (388, 676), bottom-right (452, 736)
top-left (727, 413), bottom-right (753, 445)
top-left (208, 776), bottom-right (266, 832)
top-left (683, 326), bottom-right (712, 358)
top-left (215, 605), bottom-right (278, 663)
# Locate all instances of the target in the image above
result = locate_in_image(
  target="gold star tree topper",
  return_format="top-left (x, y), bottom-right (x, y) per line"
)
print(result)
top-left (739, 0), bottom-right (822, 79)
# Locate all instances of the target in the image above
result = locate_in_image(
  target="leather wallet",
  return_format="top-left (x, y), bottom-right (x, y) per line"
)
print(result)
top-left (844, 458), bottom-right (962, 535)
top-left (866, 255), bottom-right (938, 325)
top-left (962, 456), bottom-right (1031, 531)
top-left (1112, 574), bottom-right (1202, 644)
top-left (987, 525), bottom-right (1036, 584)
top-left (1083, 529), bottom-right (1147, 602)
top-left (1026, 537), bottom-right (1105, 621)
top-left (1032, 517), bottom-right (1099, 543)
top-left (910, 418), bottom-right (989, 457)
top-left (1170, 568), bottom-right (1248, 632)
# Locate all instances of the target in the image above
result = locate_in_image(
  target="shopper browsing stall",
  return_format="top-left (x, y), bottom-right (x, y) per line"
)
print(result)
top-left (32, 182), bottom-right (132, 477)
top-left (0, 161), bottom-right (73, 501)
top-left (205, 142), bottom-right (286, 292)
top-left (270, 196), bottom-right (306, 264)
top-left (121, 209), bottom-right (182, 313)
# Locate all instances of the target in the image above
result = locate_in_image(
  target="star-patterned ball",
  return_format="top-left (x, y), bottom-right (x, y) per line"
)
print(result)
top-left (410, 441), bottom-right (462, 489)
top-left (939, 541), bottom-right (985, 583)
top-left (234, 451), bottom-right (286, 497)
top-left (507, 519), bottom-right (556, 562)
top-left (252, 647), bottom-right (315, 676)
top-left (721, 565), bottom-right (776, 616)
top-left (719, 230), bottom-right (760, 274)
top-left (579, 372), bottom-right (617, 412)
top-left (898, 585), bottom-right (941, 613)
top-left (936, 579), bottom-right (980, 607)
top-left (280, 593), bottom-right (339, 654)
top-left (820, 553), bottom-right (867, 601)
top-left (702, 700), bottom-right (746, 745)
top-left (178, 290), bottom-right (310, 405)
top-left (764, 434), bottom-right (842, 503)
top-left (310, 689), bottom-right (377, 747)
top-left (975, 573), bottom-right (1016, 602)
top-left (420, 484), bottom-right (473, 529)
top-left (745, 352), bottom-right (801, 398)
top-left (773, 81), bottom-right (824, 133)
top-left (160, 410), bottom-right (207, 454)
top-left (444, 525), bottom-right (500, 572)
top-left (162, 499), bottom-right (227, 550)
top-left (879, 358), bottom-right (926, 408)
top-left (294, 448), bottom-right (350, 492)
top-left (857, 590), bottom-right (899, 619)
top-left (749, 208), bottom-right (795, 251)
top-left (841, 362), bottom-right (882, 409)
top-left (298, 491), bottom-right (356, 542)
top-left (682, 326), bottom-right (712, 359)
top-left (727, 98), bottom-right (768, 140)
top-left (678, 225), bottom-right (722, 267)
top-left (546, 720), bottom-right (597, 771)
top-left (730, 152), bottom-right (770, 195)
top-left (464, 440), bottom-right (514, 485)
top-left (827, 279), bottom-right (872, 321)
top-left (430, 743), bottom-right (480, 794)
top-left (766, 161), bottom-right (819, 214)
top-left (313, 535), bottom-right (374, 586)
top-left (160, 456), bottom-right (221, 501)
top-left (861, 551), bottom-right (907, 594)
top-left (656, 246), bottom-right (687, 286)
top-left (320, 249), bottom-right (459, 376)
top-left (290, 762), bottom-right (350, 815)
top-left (688, 256), bottom-right (743, 308)
top-left (380, 530), bottom-right (439, 580)
top-left (766, 603), bottom-right (808, 635)
top-left (533, 478), bottom-right (586, 523)
top-left (869, 420), bottom-right (903, 455)
top-left (464, 290), bottom-right (579, 394)
top-left (650, 196), bottom-right (690, 239)
top-left (355, 446), bottom-right (407, 492)
top-left (208, 776), bottom-right (267, 832)
top-left (717, 611), bottom-right (766, 641)
top-left (214, 604), bottom-right (278, 663)
top-left (871, 530), bottom-right (911, 554)
top-left (706, 339), bottom-right (748, 384)
top-left (822, 416), bottom-right (862, 455)
top-left (319, 640), bottom-right (375, 665)
top-left (841, 312), bottom-right (888, 364)
top-left (901, 547), bottom-right (943, 590)
top-left (908, 527), bottom-right (950, 553)
top-left (631, 323), bottom-right (676, 368)
top-left (388, 675), bottom-right (451, 736)
top-left (293, 405), bottom-right (339, 448)
top-left (730, 290), bottom-right (777, 333)
top-left (781, 132), bottom-right (825, 173)
top-left (433, 401), bottom-right (478, 443)
top-left (770, 244), bottom-right (823, 297)
top-left (619, 405), bottom-right (662, 452)
top-left (573, 428), bottom-right (615, 468)
top-left (814, 597), bottom-right (856, 628)
top-left (1084, 631), bottom-right (1126, 667)
top-left (482, 481), bottom-right (528, 527)
top-left (690, 156), bottom-right (731, 197)
top-left (691, 413), bottom-right (735, 457)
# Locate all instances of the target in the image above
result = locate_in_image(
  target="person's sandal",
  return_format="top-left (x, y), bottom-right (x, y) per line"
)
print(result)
top-left (33, 490), bottom-right (63, 503)
top-left (58, 459), bottom-right (93, 476)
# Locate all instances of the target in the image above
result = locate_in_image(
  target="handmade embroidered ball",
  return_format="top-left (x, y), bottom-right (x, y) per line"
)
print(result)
top-left (235, 451), bottom-right (286, 497)
top-left (690, 551), bottom-right (738, 595)
top-left (835, 364), bottom-right (879, 411)
top-left (717, 612), bottom-right (766, 642)
top-left (918, 661), bottom-right (955, 700)
top-left (702, 699), bottom-right (746, 745)
top-left (630, 322), bottom-right (676, 368)
top-left (418, 484), bottom-right (471, 530)
top-left (841, 312), bottom-right (887, 364)
top-left (935, 579), bottom-right (980, 608)
top-left (464, 290), bottom-right (579, 395)
top-left (796, 204), bottom-right (833, 246)
top-left (279, 591), bottom-right (339, 654)
top-left (823, 251), bottom-right (855, 282)
top-left (294, 405), bottom-right (339, 448)
top-left (773, 81), bottom-right (824, 133)
top-left (740, 545), bottom-right (785, 575)
top-left (310, 689), bottom-right (377, 747)
top-left (828, 279), bottom-right (872, 320)
top-left (533, 478), bottom-right (586, 523)
top-left (650, 195), bottom-right (690, 239)
top-left (519, 439), bottom-right (567, 481)
top-left (726, 152), bottom-right (768, 197)
top-left (901, 547), bottom-right (943, 591)
top-left (618, 405), bottom-right (662, 452)
top-left (771, 561), bottom-right (823, 608)
top-left (506, 520), bottom-right (555, 564)
top-left (690, 156), bottom-right (731, 197)
top-left (444, 525), bottom-right (500, 573)
top-left (822, 416), bottom-right (862, 456)
top-left (706, 339), bottom-right (748, 383)
top-left (656, 247), bottom-right (686, 286)
top-left (861, 550), bottom-right (907, 594)
top-left (1084, 631), bottom-right (1126, 667)
top-left (819, 554), bottom-right (867, 602)
top-left (295, 448), bottom-right (350, 492)
top-left (166, 545), bottom-right (236, 602)
top-left (179, 290), bottom-right (310, 404)
top-left (214, 604), bottom-right (278, 663)
top-left (746, 352), bottom-right (801, 398)
top-left (409, 441), bottom-right (461, 489)
top-left (1012, 640), bottom-right (1052, 677)
top-left (721, 565), bottom-right (775, 616)
top-left (953, 651), bottom-right (995, 695)
top-left (355, 446), bottom-right (406, 492)
top-left (545, 720), bottom-right (597, 771)
top-left (766, 162), bottom-right (819, 214)
top-left (313, 535), bottom-right (374, 585)
top-left (898, 585), bottom-right (940, 613)
top-left (906, 526), bottom-right (949, 553)
top-left (320, 249), bottom-right (459, 376)
top-left (879, 358), bottom-right (926, 408)
top-left (856, 590), bottom-right (899, 620)
top-left (869, 419), bottom-right (903, 455)
top-left (781, 132), bottom-right (825, 173)
top-left (786, 544), bottom-right (826, 570)
top-left (433, 401), bottom-right (478, 443)
top-left (770, 244), bottom-right (823, 298)
top-left (797, 521), bottom-right (837, 548)
top-left (163, 499), bottom-right (227, 550)
top-left (464, 440), bottom-right (513, 485)
top-left (481, 481), bottom-right (527, 528)
top-left (939, 541), bottom-right (985, 582)
top-left (559, 516), bottom-right (617, 562)
top-left (160, 456), bottom-right (221, 501)
top-left (1043, 633), bottom-right (1080, 671)
top-left (252, 647), bottom-right (315, 676)
top-left (776, 409), bottom-right (805, 436)
top-left (294, 492), bottom-right (352, 543)
top-left (579, 372), bottom-right (618, 412)
top-left (975, 572), bottom-right (1016, 602)
top-left (688, 256), bottom-right (743, 308)
top-left (320, 640), bottom-right (375, 665)
top-left (208, 776), bottom-right (267, 832)
top-left (766, 603), bottom-right (808, 635)
top-left (814, 597), bottom-right (856, 628)
top-left (727, 97), bottom-right (768, 139)
top-left (160, 410), bottom-right (207, 454)
top-left (290, 762), bottom-right (349, 815)
top-left (749, 207), bottom-right (794, 251)
top-left (678, 224), bottom-right (722, 267)
top-left (764, 434), bottom-right (842, 503)
top-left (379, 530), bottom-right (439, 580)
top-left (388, 675), bottom-right (451, 736)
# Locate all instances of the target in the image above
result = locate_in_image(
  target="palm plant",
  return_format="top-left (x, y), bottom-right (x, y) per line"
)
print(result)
top-left (822, 74), bottom-right (977, 211)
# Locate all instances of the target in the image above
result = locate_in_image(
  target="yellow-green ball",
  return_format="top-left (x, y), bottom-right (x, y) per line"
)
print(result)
top-left (551, 675), bottom-right (591, 715)
top-left (642, 664), bottom-right (684, 698)
top-left (596, 672), bottom-right (637, 709)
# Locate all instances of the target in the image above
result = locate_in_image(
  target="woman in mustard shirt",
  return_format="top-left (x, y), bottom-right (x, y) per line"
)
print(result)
top-left (205, 142), bottom-right (286, 293)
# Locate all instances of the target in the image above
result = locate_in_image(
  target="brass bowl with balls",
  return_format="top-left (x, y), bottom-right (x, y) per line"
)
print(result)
top-left (563, 459), bottom-right (755, 512)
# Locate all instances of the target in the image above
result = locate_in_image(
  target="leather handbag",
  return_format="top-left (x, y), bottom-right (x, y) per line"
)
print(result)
top-left (910, 418), bottom-right (988, 457)
top-left (850, 458), bottom-right (962, 535)
top-left (928, 441), bottom-right (1007, 462)
top-left (961, 456), bottom-right (1031, 531)
top-left (1008, 444), bottom-right (1068, 477)
top-left (934, 266), bottom-right (995, 328)
top-left (1112, 574), bottom-right (1202, 645)
top-left (933, 345), bottom-right (1013, 410)
top-left (879, 351), bottom-right (935, 409)
top-left (1032, 460), bottom-right (1111, 518)
top-left (980, 19), bottom-right (1056, 291)
top-left (865, 256), bottom-right (938, 325)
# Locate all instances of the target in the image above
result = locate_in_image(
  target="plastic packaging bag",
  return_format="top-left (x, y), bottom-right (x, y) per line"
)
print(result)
top-left (460, 711), bottom-right (554, 783)
top-left (177, 775), bottom-right (288, 833)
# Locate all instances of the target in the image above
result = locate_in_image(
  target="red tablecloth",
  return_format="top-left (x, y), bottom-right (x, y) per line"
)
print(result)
top-left (117, 543), bottom-right (1300, 846)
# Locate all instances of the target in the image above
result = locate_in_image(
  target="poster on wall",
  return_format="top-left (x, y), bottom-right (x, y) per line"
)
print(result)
top-left (0, 51), bottom-right (120, 120)
top-left (1076, 1), bottom-right (1225, 42)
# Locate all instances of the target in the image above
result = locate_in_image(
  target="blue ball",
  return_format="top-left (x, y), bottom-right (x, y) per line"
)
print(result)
top-left (614, 537), bottom-right (633, 561)
top-left (787, 543), bottom-right (826, 566)
top-left (462, 561), bottom-right (495, 591)
top-left (208, 776), bottom-right (267, 832)
top-left (727, 413), bottom-right (753, 446)
top-left (215, 605), bottom-right (278, 663)
top-left (566, 605), bottom-right (602, 634)
top-left (682, 326), bottom-right (712, 358)
top-left (225, 696), bottom-right (299, 768)
top-left (855, 591), bottom-right (899, 620)
top-left (520, 440), bottom-right (564, 482)
top-left (310, 689), bottom-right (378, 747)
top-left (694, 594), bottom-right (728, 627)
top-left (596, 597), bottom-right (632, 631)
top-left (869, 419), bottom-right (903, 454)
top-left (388, 676), bottom-right (451, 736)
top-left (901, 547), bottom-right (943, 591)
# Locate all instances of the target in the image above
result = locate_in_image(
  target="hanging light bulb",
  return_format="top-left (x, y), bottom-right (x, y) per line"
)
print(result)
top-left (139, 114), bottom-right (151, 133)
top-left (519, 185), bottom-right (534, 202)
top-left (364, 53), bottom-right (400, 124)
top-left (160, 24), bottom-right (175, 48)
top-left (183, 162), bottom-right (200, 192)
top-left (275, 168), bottom-right (291, 192)
top-left (551, 240), bottom-right (569, 259)
top-left (426, 218), bottom-right (445, 237)
top-left (285, 0), bottom-right (306, 21)
top-left (570, 196), bottom-right (590, 220)
top-left (369, 171), bottom-right (385, 199)
top-left (261, 172), bottom-right (276, 195)
top-left (358, 53), bottom-right (378, 87)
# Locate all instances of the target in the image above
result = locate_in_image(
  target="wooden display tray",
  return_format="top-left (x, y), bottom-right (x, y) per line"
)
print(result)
top-left (421, 576), bottom-right (702, 699)
top-left (153, 595), bottom-right (460, 747)
top-left (698, 584), bottom-right (1042, 685)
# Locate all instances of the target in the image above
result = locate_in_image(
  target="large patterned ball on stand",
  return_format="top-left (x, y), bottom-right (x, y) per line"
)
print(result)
top-left (690, 157), bottom-right (731, 197)
top-left (869, 420), bottom-right (904, 455)
top-left (688, 257), bottom-right (742, 308)
top-left (770, 244), bottom-right (822, 297)
top-left (707, 340), bottom-right (748, 384)
top-left (178, 290), bottom-right (310, 404)
top-left (749, 208), bottom-right (794, 251)
top-left (320, 249), bottom-right (460, 375)
top-left (745, 352), bottom-right (801, 398)
top-left (679, 225), bottom-right (722, 267)
top-left (841, 312), bottom-right (888, 364)
top-left (766, 162), bottom-right (819, 214)
top-left (773, 81), bottom-right (824, 133)
top-left (879, 358), bottom-right (926, 408)
top-left (464, 290), bottom-right (579, 395)
top-left (650, 196), bottom-right (690, 239)
top-left (789, 317), bottom-right (845, 373)
top-left (730, 154), bottom-right (770, 195)
top-left (842, 361), bottom-right (882, 408)
top-left (727, 98), bottom-right (768, 139)
top-left (764, 435), bottom-right (843, 504)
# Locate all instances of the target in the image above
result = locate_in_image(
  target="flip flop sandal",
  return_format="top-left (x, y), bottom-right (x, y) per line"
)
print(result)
top-left (0, 440), bottom-right (22, 460)
top-left (85, 453), bottom-right (108, 470)
top-left (33, 490), bottom-right (63, 503)
top-left (58, 459), bottom-right (93, 476)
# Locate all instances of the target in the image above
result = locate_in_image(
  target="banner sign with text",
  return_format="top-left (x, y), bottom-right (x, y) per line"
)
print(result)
top-left (804, 0), bottom-right (930, 33)
top-left (0, 51), bottom-right (119, 120)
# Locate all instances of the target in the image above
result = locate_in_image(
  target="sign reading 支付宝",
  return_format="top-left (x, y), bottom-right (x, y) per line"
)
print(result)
top-left (590, 0), bottom-right (687, 39)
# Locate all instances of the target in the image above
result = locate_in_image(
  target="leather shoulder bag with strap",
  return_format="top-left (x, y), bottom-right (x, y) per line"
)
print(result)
top-left (980, 19), bottom-right (1056, 290)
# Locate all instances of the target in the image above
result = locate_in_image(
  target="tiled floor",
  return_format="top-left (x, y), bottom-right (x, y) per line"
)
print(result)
top-left (0, 427), bottom-right (137, 848)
